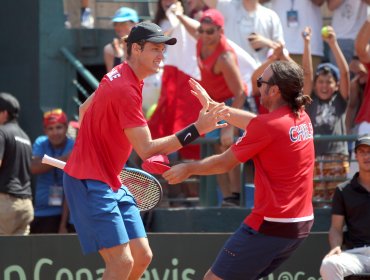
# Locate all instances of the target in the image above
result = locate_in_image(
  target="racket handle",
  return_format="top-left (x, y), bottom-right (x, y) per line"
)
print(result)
top-left (42, 154), bottom-right (66, 170)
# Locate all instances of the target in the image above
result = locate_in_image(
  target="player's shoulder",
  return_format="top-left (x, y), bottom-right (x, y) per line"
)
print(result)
top-left (255, 107), bottom-right (308, 129)
top-left (104, 64), bottom-right (124, 85)
top-left (248, 115), bottom-right (270, 134)
top-left (100, 65), bottom-right (134, 91)
top-left (252, 113), bottom-right (272, 127)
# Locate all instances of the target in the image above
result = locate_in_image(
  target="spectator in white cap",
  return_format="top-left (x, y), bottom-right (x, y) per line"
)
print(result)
top-left (103, 7), bottom-right (139, 72)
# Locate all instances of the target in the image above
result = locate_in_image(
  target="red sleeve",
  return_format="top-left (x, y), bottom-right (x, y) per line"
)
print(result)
top-left (231, 118), bottom-right (272, 163)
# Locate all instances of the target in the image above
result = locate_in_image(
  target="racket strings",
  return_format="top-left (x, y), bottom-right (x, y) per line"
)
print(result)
top-left (120, 170), bottom-right (162, 211)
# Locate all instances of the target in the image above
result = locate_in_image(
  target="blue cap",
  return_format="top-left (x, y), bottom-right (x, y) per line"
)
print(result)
top-left (112, 7), bottom-right (139, 23)
top-left (315, 63), bottom-right (340, 82)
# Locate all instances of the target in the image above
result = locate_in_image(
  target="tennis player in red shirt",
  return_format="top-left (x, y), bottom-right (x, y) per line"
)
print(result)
top-left (63, 22), bottom-right (228, 280)
top-left (164, 60), bottom-right (315, 280)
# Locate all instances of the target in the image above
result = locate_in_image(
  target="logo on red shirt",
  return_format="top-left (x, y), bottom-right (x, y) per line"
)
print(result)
top-left (289, 122), bottom-right (313, 142)
top-left (107, 68), bottom-right (121, 81)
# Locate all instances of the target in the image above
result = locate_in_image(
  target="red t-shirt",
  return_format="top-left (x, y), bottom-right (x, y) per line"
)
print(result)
top-left (231, 106), bottom-right (315, 238)
top-left (355, 63), bottom-right (370, 124)
top-left (196, 35), bottom-right (245, 102)
top-left (65, 62), bottom-right (147, 191)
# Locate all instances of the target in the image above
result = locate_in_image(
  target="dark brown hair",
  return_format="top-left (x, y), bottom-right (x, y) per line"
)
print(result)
top-left (124, 37), bottom-right (146, 59)
top-left (269, 61), bottom-right (312, 117)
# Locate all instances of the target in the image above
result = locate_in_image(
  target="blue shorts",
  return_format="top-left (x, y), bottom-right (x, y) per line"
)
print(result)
top-left (211, 223), bottom-right (304, 280)
top-left (63, 173), bottom-right (146, 255)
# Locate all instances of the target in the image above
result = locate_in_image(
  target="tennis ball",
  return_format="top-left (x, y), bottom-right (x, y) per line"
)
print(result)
top-left (146, 103), bottom-right (157, 120)
top-left (321, 26), bottom-right (329, 37)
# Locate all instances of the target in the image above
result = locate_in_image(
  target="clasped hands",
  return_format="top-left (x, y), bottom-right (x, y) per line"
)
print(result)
top-left (162, 79), bottom-right (229, 185)
top-left (190, 78), bottom-right (230, 135)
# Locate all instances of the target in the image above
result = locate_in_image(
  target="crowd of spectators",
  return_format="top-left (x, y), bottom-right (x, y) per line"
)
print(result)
top-left (1, 2), bottom-right (370, 279)
top-left (1, 0), bottom-right (370, 238)
top-left (142, 0), bottom-right (369, 208)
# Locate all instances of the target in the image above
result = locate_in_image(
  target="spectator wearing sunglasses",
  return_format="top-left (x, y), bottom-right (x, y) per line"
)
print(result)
top-left (302, 26), bottom-right (350, 208)
top-left (0, 93), bottom-right (33, 235)
top-left (195, 9), bottom-right (247, 206)
top-left (202, 0), bottom-right (284, 65)
top-left (30, 109), bottom-right (75, 234)
top-left (170, 8), bottom-right (251, 206)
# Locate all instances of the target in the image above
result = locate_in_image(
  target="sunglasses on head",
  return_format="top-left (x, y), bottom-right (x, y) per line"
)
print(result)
top-left (197, 26), bottom-right (219, 35)
top-left (256, 76), bottom-right (274, 88)
top-left (43, 108), bottom-right (63, 118)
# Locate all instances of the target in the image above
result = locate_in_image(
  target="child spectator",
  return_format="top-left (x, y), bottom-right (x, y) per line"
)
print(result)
top-left (302, 26), bottom-right (350, 207)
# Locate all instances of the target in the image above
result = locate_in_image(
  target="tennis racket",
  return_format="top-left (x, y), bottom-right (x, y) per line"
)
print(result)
top-left (41, 154), bottom-right (163, 212)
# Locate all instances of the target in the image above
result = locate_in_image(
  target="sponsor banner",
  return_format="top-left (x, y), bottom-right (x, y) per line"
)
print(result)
top-left (0, 233), bottom-right (328, 280)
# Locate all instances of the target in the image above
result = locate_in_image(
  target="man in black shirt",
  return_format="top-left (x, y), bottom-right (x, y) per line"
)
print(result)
top-left (0, 92), bottom-right (33, 235)
top-left (320, 135), bottom-right (370, 279)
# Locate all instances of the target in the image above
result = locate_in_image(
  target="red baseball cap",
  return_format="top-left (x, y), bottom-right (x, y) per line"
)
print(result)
top-left (43, 108), bottom-right (68, 127)
top-left (142, 154), bottom-right (170, 175)
top-left (200, 9), bottom-right (224, 28)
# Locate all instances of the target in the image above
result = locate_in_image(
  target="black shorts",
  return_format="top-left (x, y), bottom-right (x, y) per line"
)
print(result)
top-left (211, 223), bottom-right (305, 280)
